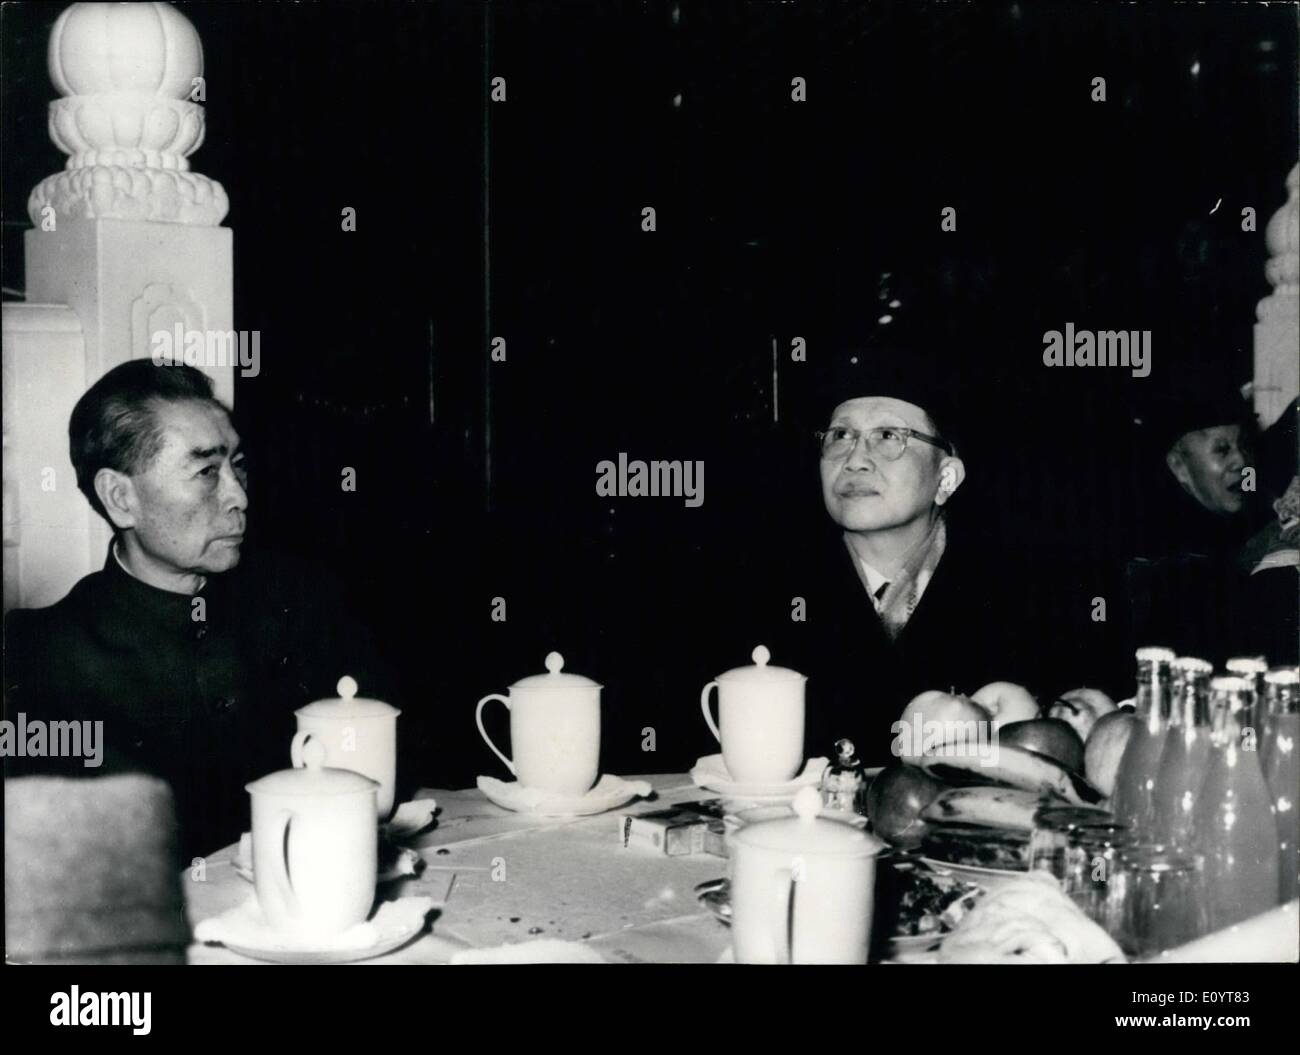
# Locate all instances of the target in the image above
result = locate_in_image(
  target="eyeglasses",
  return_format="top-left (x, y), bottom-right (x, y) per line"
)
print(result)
top-left (815, 425), bottom-right (952, 461)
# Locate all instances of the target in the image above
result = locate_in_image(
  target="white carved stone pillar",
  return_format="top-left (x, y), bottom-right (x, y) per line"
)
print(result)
top-left (3, 305), bottom-right (87, 611)
top-left (24, 0), bottom-right (234, 407)
top-left (1254, 162), bottom-right (1299, 430)
top-left (2, 1), bottom-right (234, 610)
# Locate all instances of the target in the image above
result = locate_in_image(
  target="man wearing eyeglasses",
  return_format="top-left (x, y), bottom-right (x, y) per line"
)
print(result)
top-left (737, 336), bottom-right (1082, 763)
top-left (816, 403), bottom-right (964, 640)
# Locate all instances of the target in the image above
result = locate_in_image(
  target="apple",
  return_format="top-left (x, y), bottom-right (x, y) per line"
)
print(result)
top-left (896, 689), bottom-right (993, 761)
top-left (971, 681), bottom-right (1039, 729)
top-left (866, 763), bottom-right (945, 847)
top-left (998, 718), bottom-right (1086, 773)
top-left (1084, 710), bottom-right (1138, 798)
top-left (1047, 687), bottom-right (1118, 742)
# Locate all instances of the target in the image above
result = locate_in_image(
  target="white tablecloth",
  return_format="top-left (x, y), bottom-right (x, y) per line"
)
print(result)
top-left (184, 773), bottom-right (733, 964)
top-left (183, 773), bottom-right (1298, 964)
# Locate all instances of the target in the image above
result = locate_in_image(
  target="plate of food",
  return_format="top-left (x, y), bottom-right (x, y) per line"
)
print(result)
top-left (694, 858), bottom-right (987, 959)
top-left (883, 856), bottom-right (987, 943)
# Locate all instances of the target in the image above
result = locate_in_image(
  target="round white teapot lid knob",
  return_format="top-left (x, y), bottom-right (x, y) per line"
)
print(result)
top-left (751, 645), bottom-right (771, 667)
top-left (545, 652), bottom-right (564, 675)
top-left (336, 675), bottom-right (359, 700)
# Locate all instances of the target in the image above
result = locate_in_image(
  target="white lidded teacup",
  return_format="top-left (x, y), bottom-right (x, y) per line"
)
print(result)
top-left (731, 786), bottom-right (886, 964)
top-left (293, 676), bottom-right (400, 820)
top-left (701, 645), bottom-right (807, 784)
top-left (475, 652), bottom-right (601, 796)
top-left (246, 738), bottom-right (378, 939)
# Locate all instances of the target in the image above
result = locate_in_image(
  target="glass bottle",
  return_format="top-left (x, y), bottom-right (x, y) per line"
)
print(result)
top-left (1149, 657), bottom-right (1213, 848)
top-left (1110, 647), bottom-right (1175, 836)
top-left (820, 738), bottom-right (868, 818)
top-left (1261, 668), bottom-right (1299, 905)
top-left (1193, 676), bottom-right (1280, 931)
top-left (1063, 820), bottom-right (1133, 925)
top-left (1225, 656), bottom-right (1267, 731)
top-left (1103, 845), bottom-right (1210, 958)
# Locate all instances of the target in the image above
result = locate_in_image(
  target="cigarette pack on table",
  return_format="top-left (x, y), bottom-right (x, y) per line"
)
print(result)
top-left (617, 803), bottom-right (730, 857)
top-left (618, 807), bottom-right (709, 855)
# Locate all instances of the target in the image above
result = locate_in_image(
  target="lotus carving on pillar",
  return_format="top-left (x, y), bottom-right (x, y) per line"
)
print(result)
top-left (1259, 163), bottom-right (1299, 316)
top-left (28, 1), bottom-right (228, 226)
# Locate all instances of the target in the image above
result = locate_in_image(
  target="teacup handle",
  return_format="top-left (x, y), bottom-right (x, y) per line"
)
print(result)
top-left (475, 693), bottom-right (516, 777)
top-left (269, 808), bottom-right (300, 920)
top-left (771, 866), bottom-right (797, 965)
top-left (290, 729), bottom-right (313, 768)
top-left (700, 681), bottom-right (722, 744)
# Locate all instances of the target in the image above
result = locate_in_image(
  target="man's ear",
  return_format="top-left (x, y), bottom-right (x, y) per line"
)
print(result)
top-left (934, 455), bottom-right (966, 506)
top-left (1166, 446), bottom-right (1194, 494)
top-left (93, 468), bottom-right (139, 531)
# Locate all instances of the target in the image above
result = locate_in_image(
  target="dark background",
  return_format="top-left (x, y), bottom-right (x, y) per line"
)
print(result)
top-left (3, 1), bottom-right (1296, 785)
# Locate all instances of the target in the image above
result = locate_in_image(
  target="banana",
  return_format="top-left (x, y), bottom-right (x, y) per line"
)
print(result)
top-left (921, 786), bottom-right (1046, 832)
top-left (917, 743), bottom-right (1106, 806)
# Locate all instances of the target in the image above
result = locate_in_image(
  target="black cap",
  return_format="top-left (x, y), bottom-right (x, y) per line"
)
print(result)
top-left (804, 320), bottom-right (962, 451)
top-left (1140, 378), bottom-right (1255, 457)
top-left (1137, 319), bottom-right (1255, 456)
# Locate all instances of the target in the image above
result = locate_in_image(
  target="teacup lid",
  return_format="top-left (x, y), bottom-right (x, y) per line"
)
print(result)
top-left (296, 675), bottom-right (401, 719)
top-left (510, 652), bottom-right (601, 690)
top-left (246, 737), bottom-right (380, 798)
top-left (716, 645), bottom-right (805, 685)
top-left (733, 787), bottom-right (884, 857)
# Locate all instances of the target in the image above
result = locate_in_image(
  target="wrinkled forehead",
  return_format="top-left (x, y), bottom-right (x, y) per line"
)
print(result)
top-left (828, 396), bottom-right (933, 432)
top-left (151, 399), bottom-right (240, 460)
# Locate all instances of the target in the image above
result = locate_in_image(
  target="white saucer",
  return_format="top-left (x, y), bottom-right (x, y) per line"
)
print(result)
top-left (690, 754), bottom-right (828, 802)
top-left (196, 896), bottom-right (433, 965)
top-left (222, 923), bottom-right (424, 965)
top-left (477, 773), bottom-right (653, 817)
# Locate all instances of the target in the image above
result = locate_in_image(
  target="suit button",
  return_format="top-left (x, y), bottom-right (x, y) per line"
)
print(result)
top-left (195, 624), bottom-right (209, 640)
top-left (215, 696), bottom-right (236, 713)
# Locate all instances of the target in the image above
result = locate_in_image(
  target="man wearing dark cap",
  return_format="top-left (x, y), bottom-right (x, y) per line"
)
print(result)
top-left (1228, 398), bottom-right (1297, 666)
top-left (814, 356), bottom-right (964, 644)
top-left (732, 330), bottom-right (1088, 762)
top-left (1157, 394), bottom-right (1257, 523)
top-left (1129, 379), bottom-right (1263, 661)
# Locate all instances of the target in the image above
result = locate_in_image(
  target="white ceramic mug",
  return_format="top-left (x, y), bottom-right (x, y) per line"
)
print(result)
top-left (730, 787), bottom-right (884, 964)
top-left (701, 645), bottom-right (806, 783)
top-left (246, 740), bottom-right (378, 939)
top-left (293, 676), bottom-right (400, 819)
top-left (475, 652), bottom-right (601, 796)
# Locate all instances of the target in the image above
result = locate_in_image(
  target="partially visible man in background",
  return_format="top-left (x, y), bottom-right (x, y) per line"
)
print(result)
top-left (1130, 371), bottom-right (1262, 663)
top-left (4, 361), bottom-right (394, 860)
